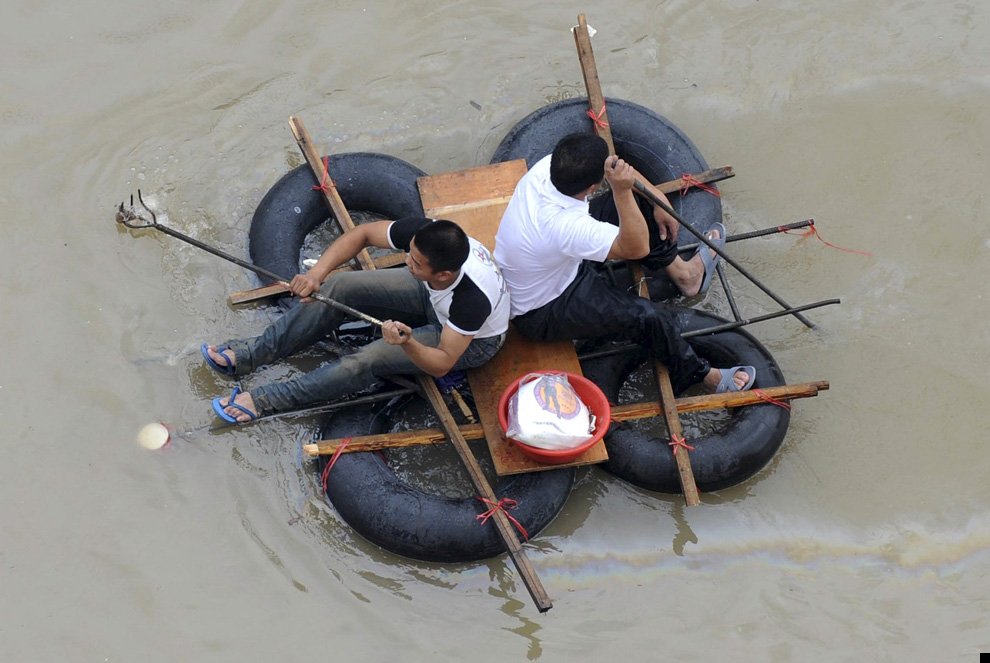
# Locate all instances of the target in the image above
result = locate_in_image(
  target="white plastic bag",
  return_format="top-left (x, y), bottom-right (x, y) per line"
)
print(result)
top-left (505, 372), bottom-right (595, 450)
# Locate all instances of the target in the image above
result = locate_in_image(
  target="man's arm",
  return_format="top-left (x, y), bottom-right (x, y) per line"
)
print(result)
top-left (289, 220), bottom-right (393, 297)
top-left (604, 157), bottom-right (652, 261)
top-left (382, 321), bottom-right (473, 378)
top-left (627, 165), bottom-right (679, 243)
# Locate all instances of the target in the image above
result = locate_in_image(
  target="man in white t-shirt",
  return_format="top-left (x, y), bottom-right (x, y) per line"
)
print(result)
top-left (494, 133), bottom-right (755, 394)
top-left (204, 217), bottom-right (509, 422)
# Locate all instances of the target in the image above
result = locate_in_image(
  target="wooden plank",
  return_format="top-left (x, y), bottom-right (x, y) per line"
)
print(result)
top-left (304, 423), bottom-right (486, 456)
top-left (573, 14), bottom-right (615, 154)
top-left (609, 380), bottom-right (830, 420)
top-left (574, 14), bottom-right (699, 504)
top-left (418, 375), bottom-right (552, 612)
top-left (657, 166), bottom-right (734, 196)
top-left (291, 116), bottom-right (552, 612)
top-left (418, 160), bottom-right (526, 213)
top-left (418, 160), bottom-right (528, 250)
top-left (656, 362), bottom-right (699, 504)
top-left (419, 162), bottom-right (609, 476)
top-left (634, 264), bottom-right (699, 505)
top-left (467, 328), bottom-right (608, 475)
top-left (302, 381), bottom-right (831, 456)
top-left (228, 253), bottom-right (407, 305)
top-left (288, 116), bottom-right (377, 273)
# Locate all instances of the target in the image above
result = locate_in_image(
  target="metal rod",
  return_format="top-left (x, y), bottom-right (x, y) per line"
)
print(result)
top-left (602, 220), bottom-right (815, 270)
top-left (576, 298), bottom-right (841, 361)
top-left (716, 261), bottom-right (742, 321)
top-left (117, 191), bottom-right (385, 328)
top-left (633, 180), bottom-right (817, 329)
top-left (679, 298), bottom-right (840, 337)
top-left (677, 219), bottom-right (815, 253)
top-left (176, 386), bottom-right (417, 438)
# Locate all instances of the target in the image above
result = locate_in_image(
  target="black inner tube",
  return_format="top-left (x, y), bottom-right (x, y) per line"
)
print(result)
top-left (580, 308), bottom-right (791, 493)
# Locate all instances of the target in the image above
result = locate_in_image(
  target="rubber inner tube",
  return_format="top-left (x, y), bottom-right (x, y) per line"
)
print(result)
top-left (248, 152), bottom-right (574, 562)
top-left (490, 97), bottom-right (724, 300)
top-left (319, 399), bottom-right (576, 563)
top-left (249, 152), bottom-right (427, 291)
top-left (580, 308), bottom-right (791, 493)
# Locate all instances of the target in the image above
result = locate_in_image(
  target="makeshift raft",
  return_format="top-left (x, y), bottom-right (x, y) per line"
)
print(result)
top-left (233, 137), bottom-right (829, 558)
top-left (224, 14), bottom-right (833, 615)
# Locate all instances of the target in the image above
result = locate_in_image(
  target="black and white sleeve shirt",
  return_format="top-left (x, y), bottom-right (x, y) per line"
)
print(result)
top-left (388, 217), bottom-right (509, 339)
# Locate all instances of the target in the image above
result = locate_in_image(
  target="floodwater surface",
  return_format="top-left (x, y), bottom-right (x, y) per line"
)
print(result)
top-left (2, 1), bottom-right (989, 661)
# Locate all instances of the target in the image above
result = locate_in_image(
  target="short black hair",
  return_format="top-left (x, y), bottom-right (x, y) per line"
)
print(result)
top-left (550, 133), bottom-right (609, 196)
top-left (412, 220), bottom-right (470, 273)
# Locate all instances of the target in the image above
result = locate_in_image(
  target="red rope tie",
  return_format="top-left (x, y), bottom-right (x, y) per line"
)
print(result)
top-left (476, 497), bottom-right (529, 540)
top-left (782, 220), bottom-right (873, 257)
top-left (753, 389), bottom-right (792, 410)
top-left (320, 437), bottom-right (351, 492)
top-left (312, 156), bottom-right (332, 193)
top-left (679, 173), bottom-right (721, 198)
top-left (668, 434), bottom-right (695, 454)
top-left (586, 102), bottom-right (609, 130)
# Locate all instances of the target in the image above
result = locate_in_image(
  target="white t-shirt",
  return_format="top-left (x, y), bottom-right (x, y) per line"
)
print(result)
top-left (388, 217), bottom-right (509, 339)
top-left (493, 155), bottom-right (619, 317)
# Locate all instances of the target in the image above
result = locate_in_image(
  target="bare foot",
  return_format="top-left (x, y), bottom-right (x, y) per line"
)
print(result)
top-left (218, 390), bottom-right (258, 422)
top-left (666, 226), bottom-right (722, 297)
top-left (702, 367), bottom-right (752, 393)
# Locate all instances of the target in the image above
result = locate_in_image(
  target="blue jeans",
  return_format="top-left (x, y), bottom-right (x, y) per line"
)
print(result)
top-left (224, 269), bottom-right (504, 415)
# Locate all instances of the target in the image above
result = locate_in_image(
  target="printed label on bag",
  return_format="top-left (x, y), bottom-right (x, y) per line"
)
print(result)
top-left (534, 379), bottom-right (581, 419)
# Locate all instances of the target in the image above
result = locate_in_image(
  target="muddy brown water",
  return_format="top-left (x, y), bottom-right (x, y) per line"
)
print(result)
top-left (2, 1), bottom-right (989, 660)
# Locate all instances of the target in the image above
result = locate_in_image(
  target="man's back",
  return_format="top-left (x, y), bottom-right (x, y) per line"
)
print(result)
top-left (494, 155), bottom-right (617, 318)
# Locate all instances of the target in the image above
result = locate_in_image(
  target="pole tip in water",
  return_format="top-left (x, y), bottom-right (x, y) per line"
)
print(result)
top-left (138, 422), bottom-right (171, 450)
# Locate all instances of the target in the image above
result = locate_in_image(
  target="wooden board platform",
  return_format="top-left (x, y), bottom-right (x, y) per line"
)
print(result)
top-left (419, 160), bottom-right (609, 475)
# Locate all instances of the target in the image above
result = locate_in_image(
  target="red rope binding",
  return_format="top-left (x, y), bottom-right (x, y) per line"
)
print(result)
top-left (668, 434), bottom-right (695, 454)
top-left (475, 497), bottom-right (529, 540)
top-left (753, 389), bottom-right (791, 410)
top-left (312, 156), bottom-right (332, 193)
top-left (781, 220), bottom-right (873, 256)
top-left (679, 173), bottom-right (721, 197)
top-left (586, 102), bottom-right (609, 130)
top-left (320, 437), bottom-right (351, 492)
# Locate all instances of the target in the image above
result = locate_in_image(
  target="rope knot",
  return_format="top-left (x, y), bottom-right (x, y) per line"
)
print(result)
top-left (586, 102), bottom-right (609, 130)
top-left (668, 434), bottom-right (695, 454)
top-left (476, 496), bottom-right (529, 540)
top-left (753, 389), bottom-right (791, 410)
top-left (679, 173), bottom-right (720, 197)
top-left (312, 156), bottom-right (333, 193)
top-left (781, 219), bottom-right (873, 256)
top-left (320, 437), bottom-right (351, 492)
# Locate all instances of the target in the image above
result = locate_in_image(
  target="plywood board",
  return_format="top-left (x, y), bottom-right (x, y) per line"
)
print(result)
top-left (419, 161), bottom-right (608, 475)
top-left (418, 160), bottom-right (526, 250)
top-left (466, 328), bottom-right (608, 475)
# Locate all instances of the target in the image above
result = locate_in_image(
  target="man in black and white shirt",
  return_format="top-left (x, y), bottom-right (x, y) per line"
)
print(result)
top-left (204, 217), bottom-right (509, 422)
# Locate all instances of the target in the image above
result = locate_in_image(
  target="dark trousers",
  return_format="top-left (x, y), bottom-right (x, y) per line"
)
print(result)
top-left (512, 263), bottom-right (710, 393)
top-left (588, 189), bottom-right (680, 271)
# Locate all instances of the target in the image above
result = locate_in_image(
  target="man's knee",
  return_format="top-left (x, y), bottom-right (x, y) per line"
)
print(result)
top-left (320, 271), bottom-right (363, 299)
